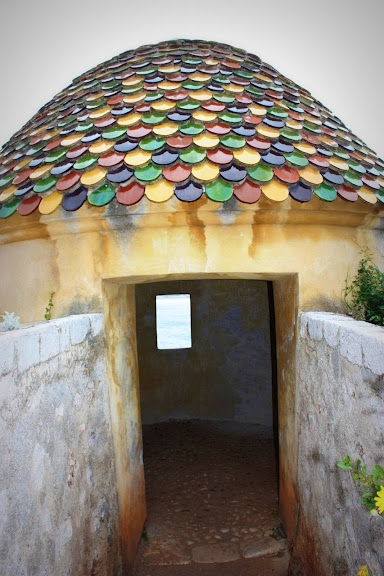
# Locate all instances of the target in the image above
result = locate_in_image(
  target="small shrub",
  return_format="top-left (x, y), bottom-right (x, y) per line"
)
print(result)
top-left (0, 311), bottom-right (21, 331)
top-left (343, 250), bottom-right (384, 327)
top-left (337, 456), bottom-right (384, 512)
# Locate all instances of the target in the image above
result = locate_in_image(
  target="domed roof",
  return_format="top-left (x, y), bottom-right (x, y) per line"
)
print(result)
top-left (1, 39), bottom-right (383, 219)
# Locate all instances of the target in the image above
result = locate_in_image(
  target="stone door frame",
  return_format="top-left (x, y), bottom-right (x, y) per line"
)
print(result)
top-left (102, 272), bottom-right (299, 571)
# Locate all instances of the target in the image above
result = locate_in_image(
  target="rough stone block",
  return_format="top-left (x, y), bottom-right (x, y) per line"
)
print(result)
top-left (70, 315), bottom-right (90, 345)
top-left (302, 312), bottom-right (347, 345)
top-left (192, 543), bottom-right (240, 563)
top-left (40, 323), bottom-right (60, 363)
top-left (321, 319), bottom-right (340, 348)
top-left (339, 324), bottom-right (362, 366)
top-left (0, 332), bottom-right (15, 375)
top-left (141, 537), bottom-right (191, 566)
top-left (90, 314), bottom-right (104, 338)
top-left (0, 371), bottom-right (17, 409)
top-left (362, 330), bottom-right (384, 375)
top-left (241, 537), bottom-right (282, 558)
top-left (57, 318), bottom-right (71, 353)
top-left (329, 314), bottom-right (355, 323)
top-left (16, 328), bottom-right (40, 373)
top-left (307, 315), bottom-right (323, 341)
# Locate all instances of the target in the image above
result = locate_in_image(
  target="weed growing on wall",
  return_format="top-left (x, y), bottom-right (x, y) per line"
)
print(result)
top-left (0, 311), bottom-right (20, 331)
top-left (343, 250), bottom-right (384, 327)
top-left (44, 292), bottom-right (54, 321)
top-left (337, 456), bottom-right (384, 513)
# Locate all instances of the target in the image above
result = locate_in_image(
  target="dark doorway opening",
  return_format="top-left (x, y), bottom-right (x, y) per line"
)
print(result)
top-left (133, 279), bottom-right (285, 572)
top-left (136, 279), bottom-right (276, 427)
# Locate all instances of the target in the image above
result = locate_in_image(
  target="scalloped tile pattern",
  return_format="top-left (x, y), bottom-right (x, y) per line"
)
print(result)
top-left (1, 39), bottom-right (384, 218)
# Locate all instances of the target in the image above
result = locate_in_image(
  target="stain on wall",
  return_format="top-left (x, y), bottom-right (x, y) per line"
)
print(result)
top-left (136, 279), bottom-right (273, 426)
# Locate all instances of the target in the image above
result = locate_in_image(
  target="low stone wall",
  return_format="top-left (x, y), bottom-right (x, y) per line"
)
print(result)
top-left (3, 310), bottom-right (384, 576)
top-left (292, 312), bottom-right (384, 576)
top-left (0, 314), bottom-right (121, 576)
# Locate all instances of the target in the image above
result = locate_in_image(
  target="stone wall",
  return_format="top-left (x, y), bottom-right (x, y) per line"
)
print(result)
top-left (0, 314), bottom-right (121, 576)
top-left (291, 312), bottom-right (384, 576)
top-left (4, 309), bottom-right (382, 576)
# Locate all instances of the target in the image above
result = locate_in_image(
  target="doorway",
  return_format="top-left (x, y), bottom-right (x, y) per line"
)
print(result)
top-left (133, 279), bottom-right (281, 568)
top-left (102, 273), bottom-right (298, 573)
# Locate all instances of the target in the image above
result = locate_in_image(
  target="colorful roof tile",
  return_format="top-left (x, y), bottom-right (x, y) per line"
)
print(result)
top-left (1, 39), bottom-right (384, 219)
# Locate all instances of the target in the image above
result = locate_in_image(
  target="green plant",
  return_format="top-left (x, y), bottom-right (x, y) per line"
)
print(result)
top-left (342, 250), bottom-right (384, 327)
top-left (337, 456), bottom-right (384, 512)
top-left (44, 292), bottom-right (54, 321)
top-left (0, 311), bottom-right (21, 331)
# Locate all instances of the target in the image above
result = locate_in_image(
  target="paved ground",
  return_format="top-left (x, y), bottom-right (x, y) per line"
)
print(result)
top-left (133, 419), bottom-right (289, 576)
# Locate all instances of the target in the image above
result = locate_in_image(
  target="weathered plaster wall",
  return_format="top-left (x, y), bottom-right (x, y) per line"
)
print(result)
top-left (103, 282), bottom-right (146, 574)
top-left (0, 314), bottom-right (121, 576)
top-left (0, 198), bottom-right (383, 323)
top-left (291, 312), bottom-right (384, 576)
top-left (273, 274), bottom-right (299, 542)
top-left (136, 279), bottom-right (272, 425)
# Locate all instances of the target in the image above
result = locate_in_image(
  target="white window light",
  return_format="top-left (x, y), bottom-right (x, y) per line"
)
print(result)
top-left (156, 294), bottom-right (192, 350)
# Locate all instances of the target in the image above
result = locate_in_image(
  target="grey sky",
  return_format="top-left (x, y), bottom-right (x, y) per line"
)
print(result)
top-left (1, 0), bottom-right (383, 159)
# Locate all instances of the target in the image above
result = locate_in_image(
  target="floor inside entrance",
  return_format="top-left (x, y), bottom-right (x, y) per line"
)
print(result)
top-left (133, 419), bottom-right (290, 576)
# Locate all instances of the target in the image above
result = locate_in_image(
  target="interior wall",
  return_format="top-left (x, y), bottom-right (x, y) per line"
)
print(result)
top-left (273, 274), bottom-right (299, 542)
top-left (103, 282), bottom-right (146, 575)
top-left (136, 279), bottom-right (272, 426)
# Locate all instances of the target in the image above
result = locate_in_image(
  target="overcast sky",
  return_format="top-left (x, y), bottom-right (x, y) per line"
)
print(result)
top-left (1, 0), bottom-right (383, 159)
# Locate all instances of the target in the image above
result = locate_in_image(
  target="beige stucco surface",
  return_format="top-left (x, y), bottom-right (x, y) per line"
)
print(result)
top-left (0, 197), bottom-right (383, 324)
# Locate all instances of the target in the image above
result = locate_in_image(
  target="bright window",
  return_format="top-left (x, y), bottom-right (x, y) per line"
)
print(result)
top-left (156, 294), bottom-right (192, 350)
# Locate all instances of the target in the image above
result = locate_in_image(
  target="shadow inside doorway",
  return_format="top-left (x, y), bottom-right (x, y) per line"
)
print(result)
top-left (103, 274), bottom-right (298, 573)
